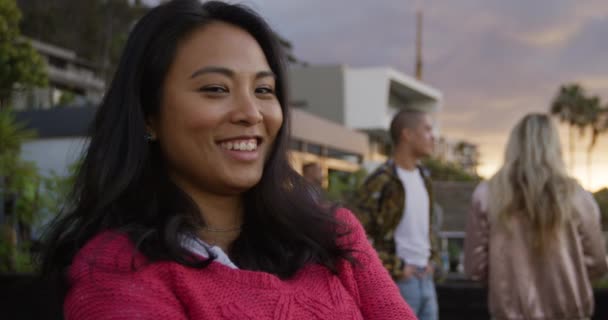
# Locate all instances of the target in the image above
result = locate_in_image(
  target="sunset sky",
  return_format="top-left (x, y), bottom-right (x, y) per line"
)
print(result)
top-left (241, 0), bottom-right (608, 191)
top-left (147, 0), bottom-right (608, 190)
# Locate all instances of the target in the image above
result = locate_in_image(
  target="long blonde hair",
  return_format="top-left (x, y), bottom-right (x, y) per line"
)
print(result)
top-left (488, 113), bottom-right (577, 250)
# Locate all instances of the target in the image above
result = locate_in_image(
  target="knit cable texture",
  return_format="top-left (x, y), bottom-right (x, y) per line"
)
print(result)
top-left (64, 209), bottom-right (417, 319)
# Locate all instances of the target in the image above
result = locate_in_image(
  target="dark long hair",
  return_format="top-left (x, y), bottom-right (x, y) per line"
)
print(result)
top-left (40, 0), bottom-right (354, 295)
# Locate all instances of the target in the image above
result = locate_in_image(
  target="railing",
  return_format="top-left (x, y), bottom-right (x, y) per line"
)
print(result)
top-left (1, 274), bottom-right (606, 319)
top-left (436, 279), bottom-right (608, 320)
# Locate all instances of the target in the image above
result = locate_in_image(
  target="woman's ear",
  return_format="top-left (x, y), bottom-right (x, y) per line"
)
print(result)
top-left (145, 117), bottom-right (158, 142)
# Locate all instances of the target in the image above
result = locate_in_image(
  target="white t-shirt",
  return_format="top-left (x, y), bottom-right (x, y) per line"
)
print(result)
top-left (394, 166), bottom-right (430, 267)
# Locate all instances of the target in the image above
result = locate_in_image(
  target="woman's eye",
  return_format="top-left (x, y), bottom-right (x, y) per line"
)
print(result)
top-left (255, 87), bottom-right (275, 95)
top-left (199, 85), bottom-right (228, 94)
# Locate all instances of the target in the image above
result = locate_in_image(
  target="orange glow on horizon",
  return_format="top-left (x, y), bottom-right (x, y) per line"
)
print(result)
top-left (445, 125), bottom-right (608, 192)
top-left (474, 123), bottom-right (608, 193)
top-left (478, 162), bottom-right (608, 192)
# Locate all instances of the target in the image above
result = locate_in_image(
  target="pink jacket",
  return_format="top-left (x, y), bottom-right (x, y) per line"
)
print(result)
top-left (465, 182), bottom-right (608, 320)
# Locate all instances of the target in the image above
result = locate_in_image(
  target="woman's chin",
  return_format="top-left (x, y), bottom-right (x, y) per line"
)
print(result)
top-left (224, 175), bottom-right (263, 193)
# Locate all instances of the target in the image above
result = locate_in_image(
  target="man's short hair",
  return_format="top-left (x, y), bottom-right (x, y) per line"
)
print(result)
top-left (389, 110), bottom-right (426, 145)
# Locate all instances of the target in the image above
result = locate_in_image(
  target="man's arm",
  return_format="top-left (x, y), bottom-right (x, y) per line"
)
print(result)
top-left (351, 174), bottom-right (405, 279)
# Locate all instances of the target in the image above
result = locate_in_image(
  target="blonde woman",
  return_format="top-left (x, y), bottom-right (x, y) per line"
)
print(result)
top-left (464, 113), bottom-right (608, 320)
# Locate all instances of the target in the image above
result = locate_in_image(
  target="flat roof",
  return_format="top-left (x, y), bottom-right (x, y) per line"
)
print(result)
top-left (290, 108), bottom-right (369, 156)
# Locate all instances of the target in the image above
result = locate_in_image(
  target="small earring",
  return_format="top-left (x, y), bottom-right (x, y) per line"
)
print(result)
top-left (144, 132), bottom-right (155, 142)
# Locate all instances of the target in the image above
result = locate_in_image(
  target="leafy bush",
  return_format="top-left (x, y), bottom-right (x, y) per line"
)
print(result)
top-left (0, 109), bottom-right (75, 273)
top-left (422, 157), bottom-right (482, 182)
top-left (326, 169), bottom-right (367, 202)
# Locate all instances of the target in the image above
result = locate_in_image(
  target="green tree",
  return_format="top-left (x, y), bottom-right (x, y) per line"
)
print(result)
top-left (0, 108), bottom-right (37, 271)
top-left (422, 157), bottom-right (481, 182)
top-left (0, 109), bottom-right (74, 272)
top-left (550, 84), bottom-right (608, 186)
top-left (550, 84), bottom-right (588, 172)
top-left (0, 0), bottom-right (47, 108)
top-left (327, 168), bottom-right (368, 202)
top-left (17, 0), bottom-right (147, 82)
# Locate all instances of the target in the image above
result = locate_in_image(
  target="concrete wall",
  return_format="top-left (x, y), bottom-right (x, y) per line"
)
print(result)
top-left (288, 65), bottom-right (345, 124)
top-left (291, 108), bottom-right (368, 157)
top-left (433, 181), bottom-right (478, 232)
top-left (20, 137), bottom-right (88, 177)
top-left (344, 67), bottom-right (391, 130)
top-left (289, 65), bottom-right (443, 133)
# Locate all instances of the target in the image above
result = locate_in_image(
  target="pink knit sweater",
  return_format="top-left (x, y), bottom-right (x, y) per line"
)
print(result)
top-left (65, 209), bottom-right (416, 319)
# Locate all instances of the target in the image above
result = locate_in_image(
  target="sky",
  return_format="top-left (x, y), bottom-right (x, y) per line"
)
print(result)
top-left (147, 0), bottom-right (608, 191)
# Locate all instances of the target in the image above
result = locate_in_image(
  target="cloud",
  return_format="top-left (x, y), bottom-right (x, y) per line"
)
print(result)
top-left (507, 21), bottom-right (584, 48)
top-left (556, 19), bottom-right (608, 77)
top-left (246, 0), bottom-right (421, 69)
top-left (146, 0), bottom-right (608, 189)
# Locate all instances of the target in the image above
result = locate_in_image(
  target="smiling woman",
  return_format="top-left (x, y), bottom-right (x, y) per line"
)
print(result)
top-left (149, 21), bottom-right (284, 221)
top-left (38, 1), bottom-right (416, 319)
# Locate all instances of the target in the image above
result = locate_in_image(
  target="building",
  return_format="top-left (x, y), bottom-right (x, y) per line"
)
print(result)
top-left (11, 38), bottom-right (105, 111)
top-left (288, 64), bottom-right (443, 170)
top-left (15, 105), bottom-right (369, 189)
top-left (289, 108), bottom-right (369, 186)
top-left (10, 39), bottom-right (372, 189)
top-left (12, 42), bottom-right (445, 189)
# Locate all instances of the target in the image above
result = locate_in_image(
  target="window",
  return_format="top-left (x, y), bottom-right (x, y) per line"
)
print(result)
top-left (306, 143), bottom-right (323, 155)
top-left (326, 148), bottom-right (361, 164)
top-left (289, 139), bottom-right (303, 151)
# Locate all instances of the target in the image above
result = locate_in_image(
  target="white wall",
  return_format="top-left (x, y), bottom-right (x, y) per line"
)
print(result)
top-left (21, 137), bottom-right (89, 177)
top-left (344, 67), bottom-right (391, 130)
top-left (290, 65), bottom-right (443, 133)
top-left (344, 67), bottom-right (443, 130)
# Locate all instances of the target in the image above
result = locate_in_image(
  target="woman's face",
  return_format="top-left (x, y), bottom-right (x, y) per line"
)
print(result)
top-left (150, 22), bottom-right (283, 197)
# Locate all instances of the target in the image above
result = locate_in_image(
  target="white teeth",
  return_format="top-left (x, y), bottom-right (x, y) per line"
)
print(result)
top-left (220, 138), bottom-right (258, 151)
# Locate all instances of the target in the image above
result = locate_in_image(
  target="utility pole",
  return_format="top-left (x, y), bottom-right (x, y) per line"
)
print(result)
top-left (415, 10), bottom-right (423, 80)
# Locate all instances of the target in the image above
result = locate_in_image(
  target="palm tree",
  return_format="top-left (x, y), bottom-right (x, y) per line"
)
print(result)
top-left (550, 84), bottom-right (588, 172)
top-left (586, 101), bottom-right (608, 187)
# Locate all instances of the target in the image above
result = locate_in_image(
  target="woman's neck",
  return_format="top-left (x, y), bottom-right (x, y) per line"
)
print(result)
top-left (197, 194), bottom-right (244, 230)
top-left (184, 188), bottom-right (244, 252)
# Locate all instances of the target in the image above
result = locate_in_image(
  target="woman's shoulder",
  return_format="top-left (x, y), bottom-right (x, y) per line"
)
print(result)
top-left (69, 231), bottom-right (149, 278)
top-left (472, 181), bottom-right (489, 198)
top-left (335, 208), bottom-right (367, 236)
top-left (65, 232), bottom-right (189, 319)
top-left (571, 184), bottom-right (600, 219)
top-left (471, 181), bottom-right (490, 213)
top-left (333, 208), bottom-right (369, 247)
top-left (335, 207), bottom-right (359, 225)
